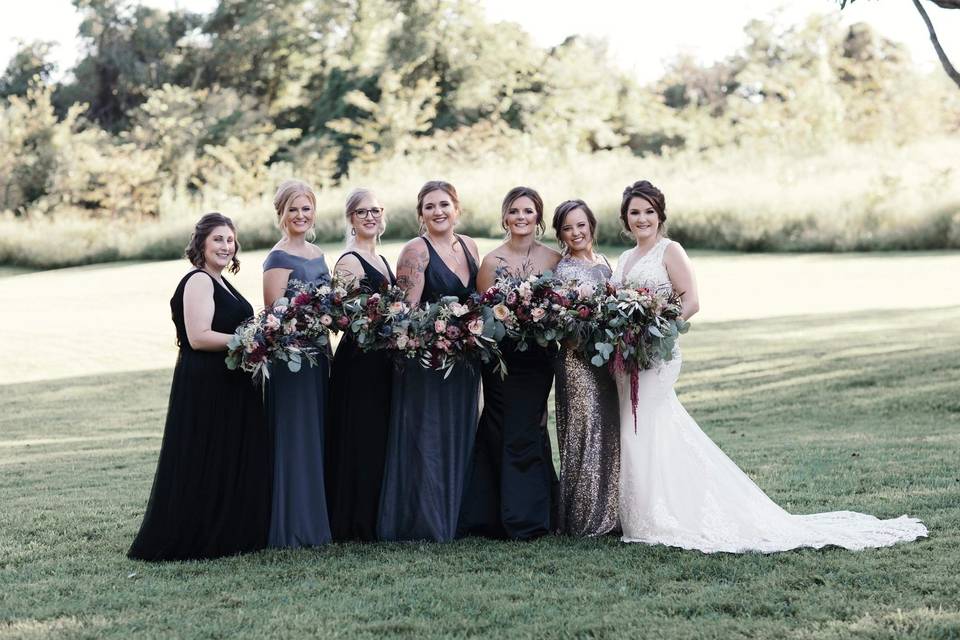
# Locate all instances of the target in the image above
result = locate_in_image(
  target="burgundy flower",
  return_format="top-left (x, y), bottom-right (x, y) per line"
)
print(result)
top-left (578, 305), bottom-right (591, 320)
top-left (337, 315), bottom-right (350, 328)
top-left (293, 292), bottom-right (311, 306)
top-left (249, 344), bottom-right (267, 363)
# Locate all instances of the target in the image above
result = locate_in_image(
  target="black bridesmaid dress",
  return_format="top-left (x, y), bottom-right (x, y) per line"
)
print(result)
top-left (377, 235), bottom-right (481, 542)
top-left (128, 269), bottom-right (271, 561)
top-left (459, 337), bottom-right (559, 539)
top-left (325, 252), bottom-right (396, 541)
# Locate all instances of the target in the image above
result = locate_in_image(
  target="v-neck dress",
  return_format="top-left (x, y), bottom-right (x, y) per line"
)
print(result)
top-left (263, 249), bottom-right (332, 548)
top-left (326, 252), bottom-right (396, 541)
top-left (377, 236), bottom-right (482, 542)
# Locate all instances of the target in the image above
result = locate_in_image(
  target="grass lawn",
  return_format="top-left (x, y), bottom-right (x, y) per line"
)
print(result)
top-left (3, 243), bottom-right (960, 385)
top-left (1, 286), bottom-right (958, 637)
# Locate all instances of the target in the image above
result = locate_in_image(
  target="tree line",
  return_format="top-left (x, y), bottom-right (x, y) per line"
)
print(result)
top-left (2, 0), bottom-right (958, 221)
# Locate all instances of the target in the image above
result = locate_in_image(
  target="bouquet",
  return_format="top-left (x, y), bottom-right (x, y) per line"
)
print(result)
top-left (225, 280), bottom-right (357, 382)
top-left (480, 270), bottom-right (568, 351)
top-left (553, 280), bottom-right (609, 356)
top-left (346, 284), bottom-right (418, 353)
top-left (593, 283), bottom-right (689, 430)
top-left (413, 294), bottom-right (507, 378)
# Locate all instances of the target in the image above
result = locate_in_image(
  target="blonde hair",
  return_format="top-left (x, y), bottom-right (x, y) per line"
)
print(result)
top-left (344, 187), bottom-right (385, 242)
top-left (273, 179), bottom-right (317, 240)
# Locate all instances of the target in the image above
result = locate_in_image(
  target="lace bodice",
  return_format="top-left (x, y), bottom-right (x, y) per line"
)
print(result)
top-left (613, 237), bottom-right (673, 293)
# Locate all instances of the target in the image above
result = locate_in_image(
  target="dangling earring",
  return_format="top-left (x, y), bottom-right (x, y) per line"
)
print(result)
top-left (350, 227), bottom-right (356, 236)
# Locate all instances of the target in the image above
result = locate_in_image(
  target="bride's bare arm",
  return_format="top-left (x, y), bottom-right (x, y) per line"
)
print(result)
top-left (663, 242), bottom-right (700, 320)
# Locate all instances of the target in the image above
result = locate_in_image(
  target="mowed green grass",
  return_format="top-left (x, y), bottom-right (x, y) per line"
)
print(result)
top-left (1, 304), bottom-right (959, 638)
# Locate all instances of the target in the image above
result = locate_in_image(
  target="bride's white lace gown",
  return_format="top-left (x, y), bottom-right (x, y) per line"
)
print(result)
top-left (612, 238), bottom-right (927, 553)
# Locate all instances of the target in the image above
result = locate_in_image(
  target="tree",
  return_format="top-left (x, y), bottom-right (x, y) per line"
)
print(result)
top-left (61, 0), bottom-right (204, 130)
top-left (839, 0), bottom-right (960, 89)
top-left (0, 41), bottom-right (57, 98)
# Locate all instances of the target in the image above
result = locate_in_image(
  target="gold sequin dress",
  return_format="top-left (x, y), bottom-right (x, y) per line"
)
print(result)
top-left (554, 255), bottom-right (621, 536)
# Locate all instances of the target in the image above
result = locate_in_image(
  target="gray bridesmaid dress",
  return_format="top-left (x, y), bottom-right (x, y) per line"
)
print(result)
top-left (263, 249), bottom-right (332, 548)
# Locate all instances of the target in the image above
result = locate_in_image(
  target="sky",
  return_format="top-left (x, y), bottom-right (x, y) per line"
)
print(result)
top-left (1, 0), bottom-right (958, 85)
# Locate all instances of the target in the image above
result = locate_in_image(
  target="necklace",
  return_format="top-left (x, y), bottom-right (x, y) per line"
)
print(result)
top-left (428, 234), bottom-right (463, 268)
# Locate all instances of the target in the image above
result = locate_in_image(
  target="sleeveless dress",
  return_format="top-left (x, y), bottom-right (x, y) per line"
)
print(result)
top-left (326, 252), bottom-right (396, 541)
top-left (614, 237), bottom-right (928, 552)
top-left (377, 236), bottom-right (482, 542)
top-left (459, 308), bottom-right (558, 538)
top-left (553, 255), bottom-right (621, 537)
top-left (263, 249), bottom-right (332, 548)
top-left (128, 269), bottom-right (271, 561)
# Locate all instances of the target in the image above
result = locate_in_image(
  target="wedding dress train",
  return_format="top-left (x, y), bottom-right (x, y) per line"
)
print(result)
top-left (613, 238), bottom-right (927, 553)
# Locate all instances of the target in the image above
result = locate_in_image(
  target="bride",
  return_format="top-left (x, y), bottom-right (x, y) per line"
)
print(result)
top-left (611, 180), bottom-right (927, 553)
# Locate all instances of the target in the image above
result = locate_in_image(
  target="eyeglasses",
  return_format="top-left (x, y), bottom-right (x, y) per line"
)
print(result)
top-left (352, 207), bottom-right (383, 220)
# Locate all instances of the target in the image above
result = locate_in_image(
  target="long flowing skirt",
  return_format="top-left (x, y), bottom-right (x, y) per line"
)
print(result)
top-left (267, 357), bottom-right (331, 548)
top-left (616, 355), bottom-right (928, 553)
top-left (128, 351), bottom-right (271, 561)
top-left (326, 337), bottom-right (392, 541)
top-left (378, 360), bottom-right (480, 542)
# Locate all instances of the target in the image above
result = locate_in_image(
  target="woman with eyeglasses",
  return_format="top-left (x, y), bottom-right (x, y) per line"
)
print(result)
top-left (325, 188), bottom-right (396, 542)
top-left (377, 180), bottom-right (483, 542)
top-left (458, 186), bottom-right (561, 540)
top-left (262, 179), bottom-right (332, 548)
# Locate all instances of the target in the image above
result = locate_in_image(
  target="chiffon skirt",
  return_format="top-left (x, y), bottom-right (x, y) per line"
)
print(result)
top-left (378, 360), bottom-right (480, 542)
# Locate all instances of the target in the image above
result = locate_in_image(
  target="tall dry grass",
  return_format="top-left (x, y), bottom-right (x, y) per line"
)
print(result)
top-left (2, 137), bottom-right (958, 269)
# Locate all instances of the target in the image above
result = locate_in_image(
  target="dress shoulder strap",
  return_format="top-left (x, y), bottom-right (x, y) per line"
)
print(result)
top-left (263, 250), bottom-right (294, 272)
top-left (653, 237), bottom-right (673, 264)
top-left (380, 255), bottom-right (396, 284)
top-left (182, 268), bottom-right (214, 287)
top-left (454, 235), bottom-right (478, 275)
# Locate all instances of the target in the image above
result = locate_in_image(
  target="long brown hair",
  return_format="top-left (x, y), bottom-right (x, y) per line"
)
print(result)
top-left (185, 212), bottom-right (240, 274)
top-left (552, 199), bottom-right (597, 253)
top-left (416, 180), bottom-right (460, 235)
top-left (620, 180), bottom-right (667, 237)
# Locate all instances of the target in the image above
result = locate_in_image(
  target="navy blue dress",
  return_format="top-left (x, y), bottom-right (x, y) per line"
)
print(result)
top-left (377, 236), bottom-right (481, 542)
top-left (263, 249), bottom-right (332, 548)
top-left (128, 270), bottom-right (271, 561)
top-left (326, 252), bottom-right (396, 541)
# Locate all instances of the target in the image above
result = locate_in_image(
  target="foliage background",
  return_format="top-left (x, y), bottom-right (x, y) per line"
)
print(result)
top-left (1, 0), bottom-right (959, 268)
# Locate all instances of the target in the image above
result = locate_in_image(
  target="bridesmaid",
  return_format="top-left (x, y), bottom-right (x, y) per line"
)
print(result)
top-left (458, 186), bottom-right (561, 540)
top-left (262, 179), bottom-right (332, 548)
top-left (552, 199), bottom-right (621, 536)
top-left (129, 213), bottom-right (271, 561)
top-left (326, 188), bottom-right (396, 542)
top-left (377, 180), bottom-right (482, 542)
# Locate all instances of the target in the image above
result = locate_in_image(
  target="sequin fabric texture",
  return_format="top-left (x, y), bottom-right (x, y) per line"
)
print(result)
top-left (553, 256), bottom-right (621, 536)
